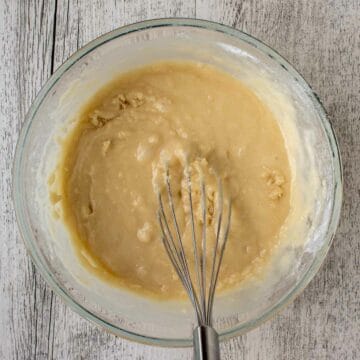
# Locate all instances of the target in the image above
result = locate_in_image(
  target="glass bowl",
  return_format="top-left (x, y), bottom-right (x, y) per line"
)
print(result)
top-left (13, 18), bottom-right (342, 347)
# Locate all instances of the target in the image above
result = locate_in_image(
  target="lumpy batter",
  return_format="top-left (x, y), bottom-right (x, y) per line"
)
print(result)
top-left (55, 62), bottom-right (291, 299)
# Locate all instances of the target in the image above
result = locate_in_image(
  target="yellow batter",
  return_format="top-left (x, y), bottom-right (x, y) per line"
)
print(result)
top-left (54, 61), bottom-right (291, 299)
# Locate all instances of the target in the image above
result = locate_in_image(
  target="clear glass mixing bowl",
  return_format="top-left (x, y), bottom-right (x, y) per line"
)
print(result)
top-left (13, 19), bottom-right (342, 346)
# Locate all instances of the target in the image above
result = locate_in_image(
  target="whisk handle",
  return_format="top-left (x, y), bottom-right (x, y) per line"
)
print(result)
top-left (193, 325), bottom-right (220, 360)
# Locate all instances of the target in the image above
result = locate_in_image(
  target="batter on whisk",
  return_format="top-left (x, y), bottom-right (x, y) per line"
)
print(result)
top-left (52, 61), bottom-right (291, 299)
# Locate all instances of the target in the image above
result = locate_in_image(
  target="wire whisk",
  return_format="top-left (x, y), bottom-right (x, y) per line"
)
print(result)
top-left (158, 165), bottom-right (232, 360)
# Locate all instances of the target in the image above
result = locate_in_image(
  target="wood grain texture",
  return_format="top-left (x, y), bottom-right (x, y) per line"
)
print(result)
top-left (1, 1), bottom-right (57, 359)
top-left (0, 0), bottom-right (359, 359)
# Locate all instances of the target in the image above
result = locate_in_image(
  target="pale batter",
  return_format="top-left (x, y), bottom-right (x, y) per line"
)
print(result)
top-left (55, 61), bottom-right (291, 299)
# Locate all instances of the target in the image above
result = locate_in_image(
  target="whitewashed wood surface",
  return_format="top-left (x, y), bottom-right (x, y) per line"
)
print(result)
top-left (0, 1), bottom-right (359, 359)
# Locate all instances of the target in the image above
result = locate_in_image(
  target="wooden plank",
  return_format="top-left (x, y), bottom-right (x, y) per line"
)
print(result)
top-left (0, 0), bottom-right (58, 359)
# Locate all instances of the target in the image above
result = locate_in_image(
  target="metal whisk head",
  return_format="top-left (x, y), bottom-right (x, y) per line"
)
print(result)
top-left (157, 165), bottom-right (232, 359)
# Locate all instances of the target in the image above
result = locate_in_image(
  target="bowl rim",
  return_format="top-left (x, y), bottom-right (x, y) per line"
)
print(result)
top-left (12, 17), bottom-right (343, 347)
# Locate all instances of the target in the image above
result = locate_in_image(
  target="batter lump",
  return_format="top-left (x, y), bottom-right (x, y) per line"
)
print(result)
top-left (54, 62), bottom-right (291, 299)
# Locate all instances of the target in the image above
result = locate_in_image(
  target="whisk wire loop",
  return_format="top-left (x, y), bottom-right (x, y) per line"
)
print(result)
top-left (158, 192), bottom-right (203, 322)
top-left (187, 168), bottom-right (207, 324)
top-left (158, 166), bottom-right (232, 328)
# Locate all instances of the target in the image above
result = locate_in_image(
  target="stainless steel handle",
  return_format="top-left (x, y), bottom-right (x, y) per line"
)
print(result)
top-left (193, 325), bottom-right (220, 360)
